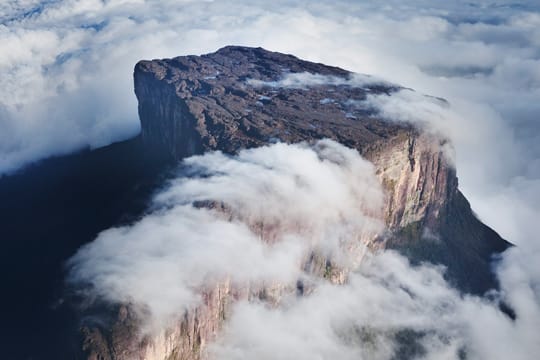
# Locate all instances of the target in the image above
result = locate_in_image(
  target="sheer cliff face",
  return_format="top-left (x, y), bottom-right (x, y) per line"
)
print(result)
top-left (80, 47), bottom-right (510, 360)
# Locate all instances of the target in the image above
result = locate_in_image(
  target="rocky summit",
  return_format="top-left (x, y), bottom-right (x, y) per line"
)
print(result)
top-left (80, 46), bottom-right (511, 360)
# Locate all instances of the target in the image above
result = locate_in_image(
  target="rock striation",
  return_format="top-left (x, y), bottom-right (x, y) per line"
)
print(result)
top-left (81, 46), bottom-right (511, 360)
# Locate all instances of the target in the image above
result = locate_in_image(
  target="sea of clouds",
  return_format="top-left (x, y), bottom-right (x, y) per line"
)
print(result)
top-left (2, 1), bottom-right (540, 359)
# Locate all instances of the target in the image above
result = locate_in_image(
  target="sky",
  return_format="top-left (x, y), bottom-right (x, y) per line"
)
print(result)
top-left (2, 0), bottom-right (540, 359)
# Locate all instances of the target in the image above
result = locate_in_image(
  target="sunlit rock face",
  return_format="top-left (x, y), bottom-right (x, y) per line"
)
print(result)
top-left (80, 46), bottom-right (510, 360)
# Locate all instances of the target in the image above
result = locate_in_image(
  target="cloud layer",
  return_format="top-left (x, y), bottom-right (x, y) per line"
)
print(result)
top-left (67, 139), bottom-right (540, 359)
top-left (211, 249), bottom-right (540, 360)
top-left (67, 140), bottom-right (385, 325)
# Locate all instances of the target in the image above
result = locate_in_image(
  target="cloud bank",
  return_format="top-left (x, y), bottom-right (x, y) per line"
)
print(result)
top-left (67, 140), bottom-right (385, 325)
top-left (68, 140), bottom-right (540, 359)
top-left (211, 251), bottom-right (540, 360)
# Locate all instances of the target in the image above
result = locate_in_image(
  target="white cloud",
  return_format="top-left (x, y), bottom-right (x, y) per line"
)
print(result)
top-left (211, 251), bottom-right (540, 360)
top-left (66, 139), bottom-right (540, 359)
top-left (67, 140), bottom-right (385, 327)
top-left (247, 72), bottom-right (390, 89)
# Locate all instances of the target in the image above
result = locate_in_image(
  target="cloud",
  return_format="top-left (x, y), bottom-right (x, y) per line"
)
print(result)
top-left (211, 250), bottom-right (540, 360)
top-left (247, 72), bottom-right (391, 89)
top-left (210, 252), bottom-right (461, 360)
top-left (68, 204), bottom-right (304, 325)
top-left (67, 139), bottom-right (385, 327)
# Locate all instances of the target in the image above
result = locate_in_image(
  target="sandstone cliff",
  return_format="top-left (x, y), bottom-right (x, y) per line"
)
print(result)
top-left (80, 46), bottom-right (510, 360)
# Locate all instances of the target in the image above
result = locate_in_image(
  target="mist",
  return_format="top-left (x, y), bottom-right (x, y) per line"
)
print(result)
top-left (211, 249), bottom-right (540, 360)
top-left (68, 140), bottom-right (385, 327)
top-left (67, 139), bottom-right (540, 359)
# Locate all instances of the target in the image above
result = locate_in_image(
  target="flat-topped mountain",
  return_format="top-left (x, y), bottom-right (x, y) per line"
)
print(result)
top-left (78, 46), bottom-right (510, 360)
top-left (134, 45), bottom-right (509, 288)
